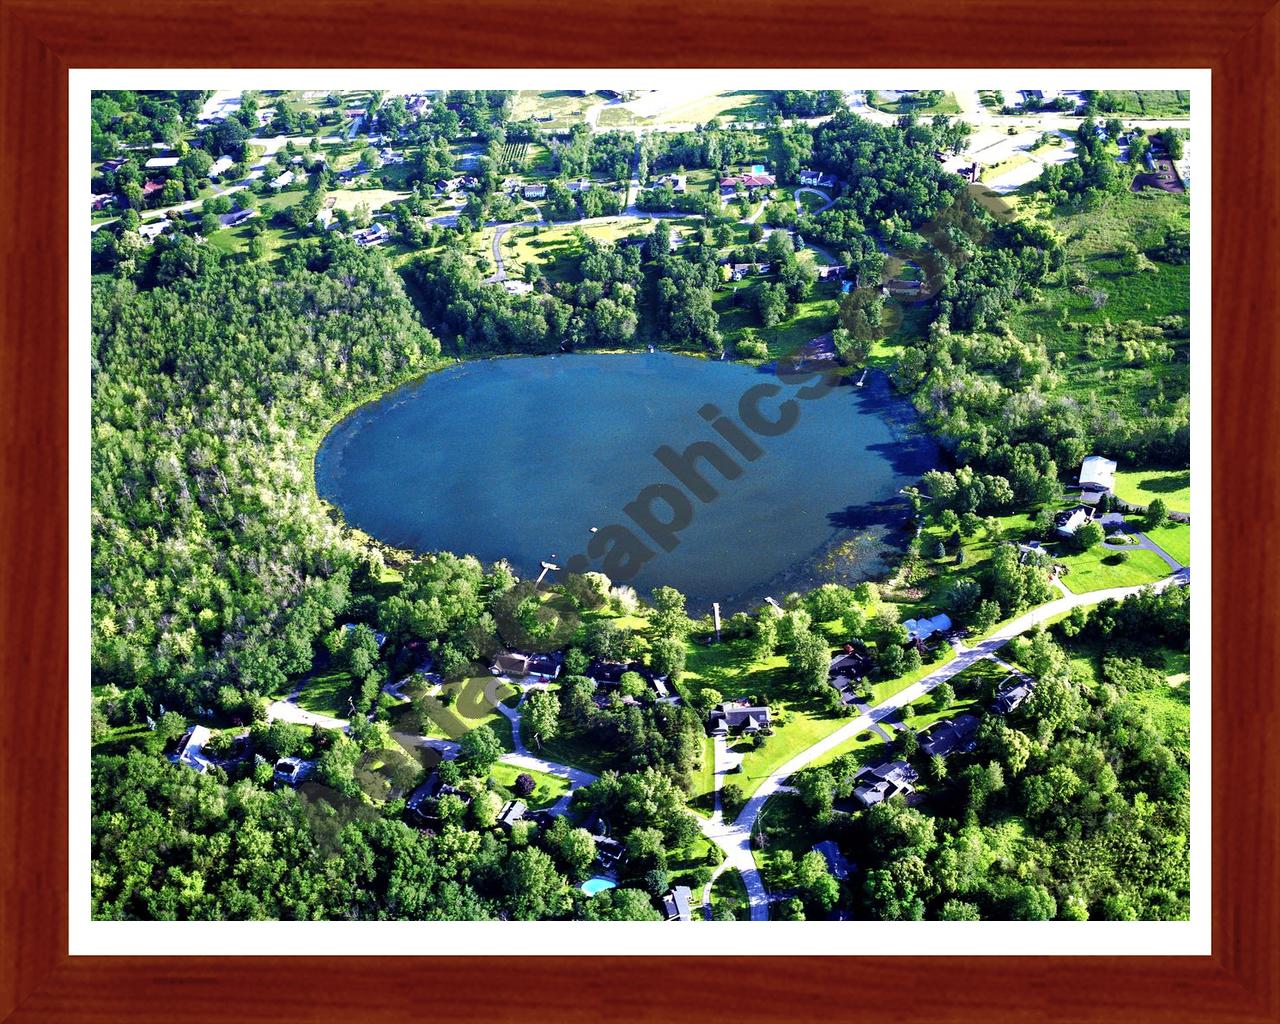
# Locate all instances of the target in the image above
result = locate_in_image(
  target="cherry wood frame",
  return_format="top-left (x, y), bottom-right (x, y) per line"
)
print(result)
top-left (2, 1), bottom-right (1275, 1020)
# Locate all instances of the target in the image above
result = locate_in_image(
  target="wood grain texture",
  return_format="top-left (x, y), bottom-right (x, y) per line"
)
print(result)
top-left (0, 0), bottom-right (1275, 1020)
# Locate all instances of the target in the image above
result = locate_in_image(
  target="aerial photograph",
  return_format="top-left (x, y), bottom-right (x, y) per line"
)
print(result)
top-left (88, 84), bottom-right (1193, 924)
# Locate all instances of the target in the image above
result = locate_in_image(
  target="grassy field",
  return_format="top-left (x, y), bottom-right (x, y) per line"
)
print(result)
top-left (597, 90), bottom-right (772, 128)
top-left (511, 90), bottom-right (601, 128)
top-left (1098, 90), bottom-right (1192, 118)
top-left (1145, 520), bottom-right (1191, 566)
top-left (293, 667), bottom-right (356, 718)
top-left (688, 735), bottom-right (718, 817)
top-left (867, 90), bottom-right (961, 115)
top-left (329, 187), bottom-right (408, 215)
top-left (1114, 468), bottom-right (1191, 513)
top-left (488, 762), bottom-right (571, 810)
top-left (1056, 543), bottom-right (1171, 594)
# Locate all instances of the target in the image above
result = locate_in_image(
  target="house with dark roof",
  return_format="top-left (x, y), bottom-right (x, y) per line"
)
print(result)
top-left (494, 650), bottom-right (563, 679)
top-left (919, 714), bottom-right (980, 757)
top-left (851, 760), bottom-right (918, 807)
top-left (811, 839), bottom-right (851, 881)
top-left (662, 885), bottom-right (694, 921)
top-left (707, 700), bottom-right (773, 737)
top-left (992, 678), bottom-right (1035, 715)
top-left (1055, 505), bottom-right (1094, 538)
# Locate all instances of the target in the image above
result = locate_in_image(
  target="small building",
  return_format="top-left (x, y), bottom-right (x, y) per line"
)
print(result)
top-left (852, 760), bottom-right (918, 807)
top-left (798, 168), bottom-right (837, 189)
top-left (208, 155), bottom-right (235, 178)
top-left (501, 280), bottom-right (535, 296)
top-left (1054, 505), bottom-right (1094, 538)
top-left (91, 193), bottom-right (116, 211)
top-left (919, 714), bottom-right (981, 757)
top-left (101, 158), bottom-right (125, 173)
top-left (493, 650), bottom-right (562, 679)
top-left (145, 156), bottom-right (180, 169)
top-left (811, 839), bottom-right (851, 881)
top-left (220, 208), bottom-right (255, 228)
top-left (141, 179), bottom-right (165, 198)
top-left (1079, 456), bottom-right (1118, 502)
top-left (707, 700), bottom-right (772, 738)
top-left (497, 800), bottom-right (527, 830)
top-left (170, 725), bottom-right (213, 773)
top-left (992, 678), bottom-right (1035, 715)
top-left (273, 756), bottom-right (313, 787)
top-left (522, 183), bottom-right (548, 200)
top-left (341, 621), bottom-right (388, 647)
top-left (903, 613), bottom-right (953, 643)
top-left (138, 220), bottom-right (170, 242)
top-left (269, 170), bottom-right (294, 190)
top-left (661, 885), bottom-right (693, 921)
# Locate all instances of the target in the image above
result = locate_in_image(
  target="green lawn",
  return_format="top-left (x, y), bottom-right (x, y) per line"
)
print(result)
top-left (294, 668), bottom-right (357, 718)
top-left (751, 792), bottom-right (825, 886)
top-left (1056, 544), bottom-right (1171, 594)
top-left (688, 735), bottom-right (717, 817)
top-left (731, 708), bottom-right (851, 799)
top-left (867, 90), bottom-right (961, 115)
top-left (1145, 520), bottom-right (1191, 566)
top-left (488, 762), bottom-right (571, 810)
top-left (1114, 468), bottom-right (1190, 513)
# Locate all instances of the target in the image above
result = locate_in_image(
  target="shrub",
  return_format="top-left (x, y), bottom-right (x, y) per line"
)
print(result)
top-left (513, 772), bottom-right (536, 797)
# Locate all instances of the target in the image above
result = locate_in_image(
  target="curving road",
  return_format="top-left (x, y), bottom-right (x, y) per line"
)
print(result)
top-left (700, 568), bottom-right (1190, 921)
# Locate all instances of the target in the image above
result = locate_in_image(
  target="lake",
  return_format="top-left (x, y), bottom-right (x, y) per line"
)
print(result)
top-left (315, 353), bottom-right (939, 612)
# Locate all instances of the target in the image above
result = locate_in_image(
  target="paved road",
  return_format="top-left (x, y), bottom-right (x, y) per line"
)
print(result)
top-left (1099, 512), bottom-right (1186, 572)
top-left (701, 569), bottom-right (1190, 921)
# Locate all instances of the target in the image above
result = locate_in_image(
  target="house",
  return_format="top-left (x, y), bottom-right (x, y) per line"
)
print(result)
top-left (652, 174), bottom-right (687, 193)
top-left (661, 885), bottom-right (694, 921)
top-left (144, 156), bottom-right (180, 169)
top-left (170, 725), bottom-right (213, 773)
top-left (273, 756), bottom-right (314, 787)
top-left (220, 208), bottom-right (255, 228)
top-left (91, 193), bottom-right (116, 211)
top-left (138, 220), bottom-right (170, 242)
top-left (707, 700), bottom-right (773, 737)
top-left (493, 650), bottom-right (562, 679)
top-left (919, 714), bottom-right (980, 757)
top-left (352, 223), bottom-right (390, 247)
top-left (798, 168), bottom-right (837, 189)
top-left (501, 280), bottom-right (535, 296)
top-left (852, 760), bottom-right (918, 807)
top-left (566, 179), bottom-right (592, 193)
top-left (522, 183), bottom-right (548, 200)
top-left (903, 613), bottom-right (953, 643)
top-left (811, 839), bottom-right (851, 881)
top-left (497, 800), bottom-right (527, 830)
top-left (992, 678), bottom-right (1035, 715)
top-left (208, 155), bottom-right (235, 178)
top-left (1054, 505), bottom-right (1094, 538)
top-left (1078, 456), bottom-right (1117, 504)
top-left (101, 158), bottom-right (125, 173)
top-left (141, 179), bottom-right (165, 198)
top-left (269, 170), bottom-right (294, 190)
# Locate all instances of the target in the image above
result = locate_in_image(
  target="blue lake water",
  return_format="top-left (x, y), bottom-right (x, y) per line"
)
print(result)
top-left (315, 353), bottom-right (939, 612)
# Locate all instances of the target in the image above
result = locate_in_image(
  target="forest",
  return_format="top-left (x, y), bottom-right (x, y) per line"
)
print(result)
top-left (89, 91), bottom-right (1192, 922)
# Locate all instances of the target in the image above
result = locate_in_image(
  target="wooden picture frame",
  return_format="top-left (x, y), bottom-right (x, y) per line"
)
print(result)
top-left (1, 1), bottom-right (1274, 1019)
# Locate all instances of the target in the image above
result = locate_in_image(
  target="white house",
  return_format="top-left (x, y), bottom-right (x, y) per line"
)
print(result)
top-left (903, 613), bottom-right (953, 643)
top-left (1055, 505), bottom-right (1093, 537)
top-left (208, 155), bottom-right (235, 178)
top-left (144, 156), bottom-right (180, 169)
top-left (270, 170), bottom-right (294, 190)
top-left (1079, 456), bottom-right (1118, 503)
top-left (170, 725), bottom-right (213, 773)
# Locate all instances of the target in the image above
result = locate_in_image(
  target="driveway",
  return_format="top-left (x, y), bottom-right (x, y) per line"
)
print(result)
top-left (704, 568), bottom-right (1190, 919)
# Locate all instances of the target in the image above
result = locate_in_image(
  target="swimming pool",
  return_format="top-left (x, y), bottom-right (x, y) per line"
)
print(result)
top-left (580, 877), bottom-right (616, 896)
